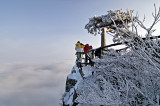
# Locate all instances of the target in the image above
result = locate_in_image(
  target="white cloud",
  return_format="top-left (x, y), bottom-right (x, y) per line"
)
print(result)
top-left (0, 62), bottom-right (73, 106)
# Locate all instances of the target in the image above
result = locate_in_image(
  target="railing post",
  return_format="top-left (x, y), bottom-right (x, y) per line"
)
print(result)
top-left (101, 28), bottom-right (106, 47)
top-left (100, 28), bottom-right (107, 58)
top-left (85, 52), bottom-right (88, 65)
top-left (77, 52), bottom-right (82, 62)
top-left (91, 50), bottom-right (94, 59)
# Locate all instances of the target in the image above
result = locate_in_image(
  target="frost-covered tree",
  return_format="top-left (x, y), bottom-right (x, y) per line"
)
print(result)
top-left (85, 5), bottom-right (160, 73)
top-left (84, 4), bottom-right (160, 105)
top-left (85, 9), bottom-right (136, 42)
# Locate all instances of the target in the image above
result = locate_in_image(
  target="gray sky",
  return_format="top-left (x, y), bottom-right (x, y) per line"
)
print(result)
top-left (0, 0), bottom-right (159, 106)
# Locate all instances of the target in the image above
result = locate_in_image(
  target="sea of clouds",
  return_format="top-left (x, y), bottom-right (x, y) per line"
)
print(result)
top-left (0, 61), bottom-right (73, 106)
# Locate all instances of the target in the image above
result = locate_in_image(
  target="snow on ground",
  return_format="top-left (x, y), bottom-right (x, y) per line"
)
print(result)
top-left (75, 49), bottom-right (160, 105)
top-left (63, 48), bottom-right (160, 106)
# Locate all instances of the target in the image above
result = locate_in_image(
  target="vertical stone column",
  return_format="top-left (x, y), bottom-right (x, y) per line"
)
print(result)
top-left (101, 28), bottom-right (106, 47)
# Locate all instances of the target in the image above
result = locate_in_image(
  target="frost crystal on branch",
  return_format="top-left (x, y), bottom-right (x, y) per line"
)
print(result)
top-left (85, 9), bottom-right (136, 37)
top-left (85, 6), bottom-right (160, 72)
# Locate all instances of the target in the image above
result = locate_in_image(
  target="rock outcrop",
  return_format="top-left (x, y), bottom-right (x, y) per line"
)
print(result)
top-left (62, 49), bottom-right (160, 106)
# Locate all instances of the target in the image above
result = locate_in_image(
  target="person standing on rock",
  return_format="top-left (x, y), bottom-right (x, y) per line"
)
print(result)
top-left (75, 41), bottom-right (83, 62)
top-left (84, 44), bottom-right (90, 63)
top-left (75, 41), bottom-right (81, 52)
top-left (84, 44), bottom-right (90, 52)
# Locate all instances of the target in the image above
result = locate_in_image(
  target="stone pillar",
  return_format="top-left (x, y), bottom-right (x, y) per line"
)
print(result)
top-left (101, 28), bottom-right (106, 47)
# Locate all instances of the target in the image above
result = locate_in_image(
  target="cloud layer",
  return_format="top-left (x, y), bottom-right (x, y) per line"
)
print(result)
top-left (0, 62), bottom-right (73, 106)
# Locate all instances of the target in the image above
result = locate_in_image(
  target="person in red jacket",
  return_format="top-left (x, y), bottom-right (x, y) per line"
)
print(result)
top-left (84, 44), bottom-right (90, 52)
top-left (84, 44), bottom-right (90, 64)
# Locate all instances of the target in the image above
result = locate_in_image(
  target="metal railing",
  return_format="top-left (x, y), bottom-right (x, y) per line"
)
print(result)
top-left (75, 35), bottom-right (160, 70)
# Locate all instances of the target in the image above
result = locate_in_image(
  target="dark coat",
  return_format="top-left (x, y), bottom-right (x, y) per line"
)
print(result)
top-left (95, 48), bottom-right (101, 58)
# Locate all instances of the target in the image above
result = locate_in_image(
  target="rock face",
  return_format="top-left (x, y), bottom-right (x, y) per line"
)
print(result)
top-left (62, 49), bottom-right (160, 106)
top-left (65, 77), bottom-right (77, 92)
top-left (63, 66), bottom-right (83, 106)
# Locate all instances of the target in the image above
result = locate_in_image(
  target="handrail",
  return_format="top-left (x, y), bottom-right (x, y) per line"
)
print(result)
top-left (76, 35), bottom-right (160, 54)
top-left (75, 35), bottom-right (160, 69)
top-left (76, 42), bottom-right (123, 54)
top-left (95, 35), bottom-right (160, 51)
top-left (142, 35), bottom-right (160, 40)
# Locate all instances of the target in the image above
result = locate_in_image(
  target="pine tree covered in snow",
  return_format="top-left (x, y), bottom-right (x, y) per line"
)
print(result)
top-left (85, 5), bottom-right (160, 72)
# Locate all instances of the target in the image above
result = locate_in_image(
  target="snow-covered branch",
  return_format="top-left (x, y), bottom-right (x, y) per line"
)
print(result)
top-left (85, 9), bottom-right (136, 36)
top-left (85, 5), bottom-right (160, 72)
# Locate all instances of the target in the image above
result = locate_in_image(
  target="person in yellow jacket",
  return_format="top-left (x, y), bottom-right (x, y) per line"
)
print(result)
top-left (75, 41), bottom-right (81, 52)
top-left (75, 41), bottom-right (85, 62)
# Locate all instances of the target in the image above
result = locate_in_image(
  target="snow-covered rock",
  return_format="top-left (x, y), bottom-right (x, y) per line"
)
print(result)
top-left (62, 49), bottom-right (160, 106)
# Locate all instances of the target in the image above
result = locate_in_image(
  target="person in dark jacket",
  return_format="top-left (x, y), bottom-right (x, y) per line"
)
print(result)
top-left (89, 45), bottom-right (93, 50)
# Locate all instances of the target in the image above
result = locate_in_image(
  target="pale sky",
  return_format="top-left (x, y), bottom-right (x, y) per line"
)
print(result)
top-left (0, 0), bottom-right (159, 106)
